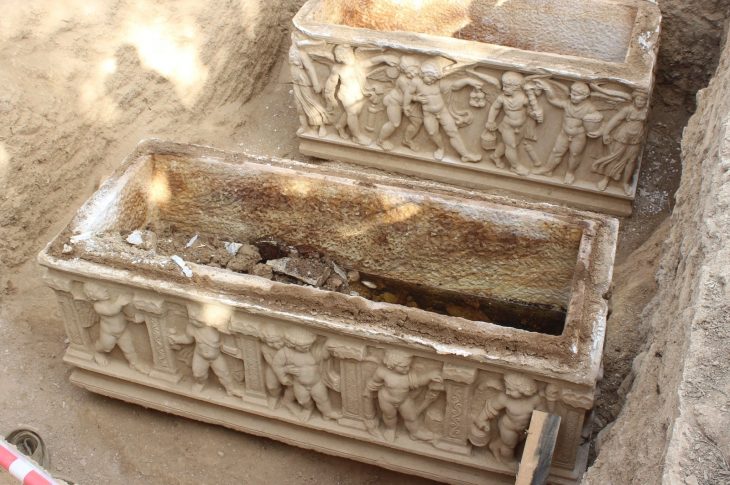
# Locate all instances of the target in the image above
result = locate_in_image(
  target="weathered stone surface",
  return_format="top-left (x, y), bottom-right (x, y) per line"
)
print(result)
top-left (291, 0), bottom-right (661, 215)
top-left (39, 140), bottom-right (617, 484)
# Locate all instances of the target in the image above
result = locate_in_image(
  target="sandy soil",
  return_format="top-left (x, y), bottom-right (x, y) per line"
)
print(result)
top-left (0, 0), bottom-right (723, 483)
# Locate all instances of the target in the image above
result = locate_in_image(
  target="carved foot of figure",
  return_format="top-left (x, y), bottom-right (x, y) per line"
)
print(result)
top-left (532, 167), bottom-right (553, 176)
top-left (225, 385), bottom-right (244, 398)
top-left (461, 153), bottom-right (482, 163)
top-left (403, 139), bottom-right (420, 152)
top-left (318, 126), bottom-right (327, 137)
top-left (192, 381), bottom-right (206, 393)
top-left (623, 183), bottom-right (633, 195)
top-left (298, 407), bottom-right (314, 422)
top-left (297, 127), bottom-right (306, 136)
top-left (129, 360), bottom-right (151, 375)
top-left (355, 135), bottom-right (372, 146)
top-left (490, 154), bottom-right (506, 169)
top-left (365, 422), bottom-right (384, 440)
top-left (564, 171), bottom-right (576, 184)
top-left (597, 176), bottom-right (610, 191)
top-left (383, 428), bottom-right (397, 443)
top-left (434, 148), bottom-right (445, 160)
top-left (378, 139), bottom-right (394, 151)
top-left (93, 352), bottom-right (110, 366)
top-left (267, 395), bottom-right (280, 410)
top-left (321, 410), bottom-right (343, 421)
top-left (337, 127), bottom-right (350, 140)
top-left (409, 429), bottom-right (434, 442)
top-left (511, 164), bottom-right (531, 176)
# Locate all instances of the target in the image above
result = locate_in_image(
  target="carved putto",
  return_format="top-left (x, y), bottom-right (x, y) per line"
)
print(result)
top-left (364, 349), bottom-right (443, 442)
top-left (169, 304), bottom-right (243, 397)
top-left (272, 327), bottom-right (342, 421)
top-left (469, 373), bottom-right (556, 463)
top-left (84, 282), bottom-right (150, 374)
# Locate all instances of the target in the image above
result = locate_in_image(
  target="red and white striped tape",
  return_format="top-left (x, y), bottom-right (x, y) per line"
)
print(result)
top-left (0, 438), bottom-right (59, 485)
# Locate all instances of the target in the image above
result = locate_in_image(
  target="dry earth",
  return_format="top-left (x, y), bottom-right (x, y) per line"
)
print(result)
top-left (0, 0), bottom-right (726, 484)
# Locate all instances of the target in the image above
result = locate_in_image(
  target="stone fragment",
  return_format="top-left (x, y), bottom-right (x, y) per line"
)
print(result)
top-left (268, 257), bottom-right (331, 286)
top-left (226, 244), bottom-right (262, 273)
top-left (125, 229), bottom-right (157, 250)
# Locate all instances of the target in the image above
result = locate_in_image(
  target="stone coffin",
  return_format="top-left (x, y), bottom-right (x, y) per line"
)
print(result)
top-left (38, 140), bottom-right (617, 484)
top-left (291, 0), bottom-right (661, 215)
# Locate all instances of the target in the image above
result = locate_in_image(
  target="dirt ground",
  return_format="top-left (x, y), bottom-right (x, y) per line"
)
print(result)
top-left (0, 0), bottom-right (724, 484)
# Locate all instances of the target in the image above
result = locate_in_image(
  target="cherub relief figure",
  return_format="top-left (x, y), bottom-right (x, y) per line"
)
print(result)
top-left (324, 45), bottom-right (398, 146)
top-left (258, 324), bottom-right (298, 413)
top-left (169, 304), bottom-right (243, 397)
top-left (272, 327), bottom-right (341, 421)
top-left (84, 282), bottom-right (150, 374)
top-left (468, 69), bottom-right (547, 175)
top-left (403, 62), bottom-right (483, 163)
top-left (289, 41), bottom-right (330, 137)
top-left (470, 373), bottom-right (553, 463)
top-left (590, 87), bottom-right (649, 194)
top-left (364, 349), bottom-right (443, 442)
top-left (375, 55), bottom-right (424, 151)
top-left (532, 81), bottom-right (603, 184)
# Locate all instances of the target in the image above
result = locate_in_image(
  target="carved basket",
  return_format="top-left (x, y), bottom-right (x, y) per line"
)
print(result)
top-left (39, 140), bottom-right (617, 484)
top-left (291, 0), bottom-right (661, 215)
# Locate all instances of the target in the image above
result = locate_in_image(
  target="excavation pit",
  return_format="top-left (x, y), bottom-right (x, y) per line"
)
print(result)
top-left (39, 140), bottom-right (618, 484)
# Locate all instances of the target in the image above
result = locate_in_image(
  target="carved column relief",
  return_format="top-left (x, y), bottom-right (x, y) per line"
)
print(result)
top-left (43, 273), bottom-right (95, 360)
top-left (435, 362), bottom-right (477, 454)
top-left (328, 338), bottom-right (368, 430)
top-left (134, 292), bottom-right (180, 383)
top-left (550, 385), bottom-right (593, 468)
top-left (230, 312), bottom-right (270, 406)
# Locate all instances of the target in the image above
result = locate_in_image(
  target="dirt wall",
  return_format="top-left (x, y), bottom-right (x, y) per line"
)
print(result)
top-left (655, 0), bottom-right (729, 108)
top-left (584, 23), bottom-right (730, 485)
top-left (0, 0), bottom-right (298, 279)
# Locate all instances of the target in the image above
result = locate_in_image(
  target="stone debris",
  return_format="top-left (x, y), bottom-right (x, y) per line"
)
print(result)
top-left (185, 234), bottom-right (199, 248)
top-left (267, 257), bottom-right (332, 287)
top-left (125, 229), bottom-right (157, 250)
top-left (224, 241), bottom-right (243, 255)
top-left (170, 255), bottom-right (193, 278)
top-left (226, 244), bottom-right (262, 273)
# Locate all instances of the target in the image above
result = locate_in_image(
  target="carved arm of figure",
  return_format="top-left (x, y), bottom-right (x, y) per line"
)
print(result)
top-left (271, 348), bottom-right (293, 386)
top-left (485, 95), bottom-right (504, 132)
top-left (402, 81), bottom-right (417, 117)
top-left (473, 394), bottom-right (505, 432)
top-left (323, 68), bottom-right (340, 111)
top-left (366, 54), bottom-right (399, 69)
top-left (600, 106), bottom-right (632, 144)
top-left (410, 368), bottom-right (443, 389)
top-left (168, 324), bottom-right (194, 348)
top-left (535, 80), bottom-right (567, 110)
top-left (364, 367), bottom-right (385, 396)
top-left (525, 86), bottom-right (544, 123)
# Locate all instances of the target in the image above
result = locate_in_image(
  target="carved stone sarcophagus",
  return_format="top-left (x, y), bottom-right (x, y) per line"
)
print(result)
top-left (291, 0), bottom-right (661, 215)
top-left (39, 140), bottom-right (617, 484)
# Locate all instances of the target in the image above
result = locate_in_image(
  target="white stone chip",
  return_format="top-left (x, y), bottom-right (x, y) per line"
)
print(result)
top-left (171, 255), bottom-right (193, 278)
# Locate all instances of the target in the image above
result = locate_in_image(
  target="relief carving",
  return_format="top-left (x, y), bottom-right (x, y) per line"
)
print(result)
top-left (84, 282), bottom-right (150, 374)
top-left (272, 327), bottom-right (342, 421)
top-left (590, 86), bottom-right (649, 194)
top-left (364, 349), bottom-right (443, 442)
top-left (168, 303), bottom-right (243, 397)
top-left (292, 36), bottom-right (652, 210)
top-left (469, 373), bottom-right (556, 463)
